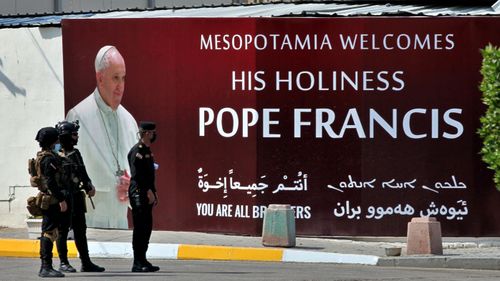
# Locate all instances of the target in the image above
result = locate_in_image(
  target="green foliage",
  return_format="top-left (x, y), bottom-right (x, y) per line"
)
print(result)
top-left (478, 44), bottom-right (500, 189)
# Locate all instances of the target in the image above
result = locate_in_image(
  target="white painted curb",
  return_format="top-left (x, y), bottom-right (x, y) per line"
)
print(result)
top-left (87, 241), bottom-right (379, 265)
top-left (88, 241), bottom-right (178, 259)
top-left (282, 249), bottom-right (379, 265)
top-left (88, 241), bottom-right (133, 258)
top-left (147, 243), bottom-right (179, 259)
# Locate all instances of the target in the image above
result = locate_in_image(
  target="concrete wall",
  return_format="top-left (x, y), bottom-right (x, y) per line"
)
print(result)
top-left (0, 27), bottom-right (64, 227)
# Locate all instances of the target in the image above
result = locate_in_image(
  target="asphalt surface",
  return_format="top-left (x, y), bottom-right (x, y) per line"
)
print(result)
top-left (3, 257), bottom-right (500, 281)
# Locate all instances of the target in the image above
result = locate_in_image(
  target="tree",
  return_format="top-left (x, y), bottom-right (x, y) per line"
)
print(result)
top-left (478, 44), bottom-right (500, 189)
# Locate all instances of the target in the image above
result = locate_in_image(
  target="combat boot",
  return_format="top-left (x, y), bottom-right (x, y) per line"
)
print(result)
top-left (39, 267), bottom-right (65, 278)
top-left (39, 259), bottom-right (65, 278)
top-left (131, 260), bottom-right (149, 272)
top-left (144, 260), bottom-right (160, 272)
top-left (39, 236), bottom-right (65, 277)
top-left (59, 262), bottom-right (77, 273)
top-left (81, 261), bottom-right (105, 272)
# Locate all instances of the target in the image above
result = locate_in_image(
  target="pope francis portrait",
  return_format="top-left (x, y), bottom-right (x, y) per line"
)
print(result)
top-left (66, 45), bottom-right (138, 229)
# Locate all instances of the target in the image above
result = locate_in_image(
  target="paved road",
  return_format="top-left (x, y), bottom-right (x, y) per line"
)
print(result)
top-left (2, 257), bottom-right (500, 281)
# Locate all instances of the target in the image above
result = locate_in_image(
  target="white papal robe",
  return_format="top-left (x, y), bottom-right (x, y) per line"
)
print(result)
top-left (66, 88), bottom-right (138, 229)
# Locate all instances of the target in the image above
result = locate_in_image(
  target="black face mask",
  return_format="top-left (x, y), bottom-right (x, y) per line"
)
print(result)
top-left (150, 132), bottom-right (157, 143)
top-left (60, 134), bottom-right (75, 150)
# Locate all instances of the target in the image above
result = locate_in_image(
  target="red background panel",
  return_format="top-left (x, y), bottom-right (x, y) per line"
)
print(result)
top-left (62, 17), bottom-right (500, 236)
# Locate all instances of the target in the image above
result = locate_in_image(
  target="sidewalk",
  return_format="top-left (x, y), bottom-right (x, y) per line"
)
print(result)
top-left (1, 227), bottom-right (500, 270)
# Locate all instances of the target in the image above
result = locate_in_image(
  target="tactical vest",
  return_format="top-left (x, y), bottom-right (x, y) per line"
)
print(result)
top-left (28, 150), bottom-right (62, 192)
top-left (59, 150), bottom-right (82, 193)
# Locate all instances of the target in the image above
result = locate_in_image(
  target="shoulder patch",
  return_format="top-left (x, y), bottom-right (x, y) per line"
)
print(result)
top-left (136, 153), bottom-right (143, 159)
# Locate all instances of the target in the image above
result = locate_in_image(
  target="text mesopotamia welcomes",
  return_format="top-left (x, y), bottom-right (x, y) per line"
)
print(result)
top-left (200, 33), bottom-right (455, 51)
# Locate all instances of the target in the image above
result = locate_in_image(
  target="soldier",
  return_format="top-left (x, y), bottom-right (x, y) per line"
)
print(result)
top-left (34, 127), bottom-right (67, 278)
top-left (55, 121), bottom-right (105, 273)
top-left (128, 121), bottom-right (160, 272)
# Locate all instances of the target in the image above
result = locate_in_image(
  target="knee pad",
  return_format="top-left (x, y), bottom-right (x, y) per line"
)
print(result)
top-left (42, 228), bottom-right (59, 242)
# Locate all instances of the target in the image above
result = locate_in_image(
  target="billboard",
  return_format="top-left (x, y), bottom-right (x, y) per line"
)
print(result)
top-left (62, 17), bottom-right (500, 236)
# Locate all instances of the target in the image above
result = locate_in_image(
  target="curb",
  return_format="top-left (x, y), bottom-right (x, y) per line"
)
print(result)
top-left (3, 239), bottom-right (500, 270)
top-left (87, 241), bottom-right (379, 265)
top-left (0, 239), bottom-right (78, 258)
top-left (0, 239), bottom-right (379, 265)
top-left (378, 256), bottom-right (500, 270)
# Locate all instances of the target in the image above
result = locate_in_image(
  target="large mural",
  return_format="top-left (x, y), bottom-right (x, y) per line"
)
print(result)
top-left (62, 17), bottom-right (500, 236)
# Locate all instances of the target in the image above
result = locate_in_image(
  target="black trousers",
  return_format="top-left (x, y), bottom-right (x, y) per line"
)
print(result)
top-left (131, 203), bottom-right (153, 262)
top-left (56, 192), bottom-right (91, 264)
top-left (40, 203), bottom-right (61, 266)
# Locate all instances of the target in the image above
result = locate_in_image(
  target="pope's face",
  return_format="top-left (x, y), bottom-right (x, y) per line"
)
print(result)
top-left (96, 51), bottom-right (126, 110)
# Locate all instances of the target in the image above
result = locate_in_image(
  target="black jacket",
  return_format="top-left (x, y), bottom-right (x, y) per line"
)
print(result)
top-left (128, 142), bottom-right (156, 196)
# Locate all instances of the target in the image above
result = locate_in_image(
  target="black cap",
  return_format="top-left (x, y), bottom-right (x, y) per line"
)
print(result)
top-left (35, 127), bottom-right (59, 147)
top-left (139, 121), bottom-right (156, 131)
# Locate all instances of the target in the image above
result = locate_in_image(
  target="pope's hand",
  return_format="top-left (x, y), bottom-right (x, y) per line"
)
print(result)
top-left (117, 170), bottom-right (130, 203)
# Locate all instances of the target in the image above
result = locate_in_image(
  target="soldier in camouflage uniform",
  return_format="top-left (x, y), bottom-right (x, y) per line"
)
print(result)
top-left (34, 127), bottom-right (67, 278)
top-left (55, 121), bottom-right (105, 273)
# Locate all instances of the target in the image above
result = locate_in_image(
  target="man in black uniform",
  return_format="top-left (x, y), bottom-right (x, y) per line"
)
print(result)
top-left (35, 127), bottom-right (67, 278)
top-left (55, 121), bottom-right (105, 273)
top-left (128, 121), bottom-right (159, 272)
